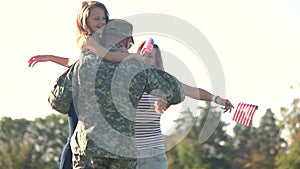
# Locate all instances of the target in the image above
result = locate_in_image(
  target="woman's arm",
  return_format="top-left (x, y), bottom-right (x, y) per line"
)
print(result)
top-left (181, 82), bottom-right (234, 112)
top-left (28, 55), bottom-right (70, 67)
top-left (155, 82), bottom-right (234, 114)
top-left (181, 83), bottom-right (213, 101)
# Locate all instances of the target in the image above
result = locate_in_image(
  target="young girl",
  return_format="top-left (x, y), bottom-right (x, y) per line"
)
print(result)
top-left (28, 1), bottom-right (129, 169)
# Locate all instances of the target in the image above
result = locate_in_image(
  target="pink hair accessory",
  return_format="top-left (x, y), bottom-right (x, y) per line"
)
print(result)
top-left (141, 38), bottom-right (154, 55)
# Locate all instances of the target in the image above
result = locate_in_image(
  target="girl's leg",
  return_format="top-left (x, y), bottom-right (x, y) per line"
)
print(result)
top-left (59, 137), bottom-right (72, 169)
top-left (59, 102), bottom-right (78, 169)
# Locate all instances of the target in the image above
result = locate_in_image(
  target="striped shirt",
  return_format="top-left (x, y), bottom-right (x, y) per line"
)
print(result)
top-left (135, 93), bottom-right (165, 151)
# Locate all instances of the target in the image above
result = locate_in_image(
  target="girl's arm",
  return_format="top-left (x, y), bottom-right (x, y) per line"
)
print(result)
top-left (85, 36), bottom-right (142, 62)
top-left (28, 55), bottom-right (70, 67)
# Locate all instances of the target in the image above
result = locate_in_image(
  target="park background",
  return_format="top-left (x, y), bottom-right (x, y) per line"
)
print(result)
top-left (0, 0), bottom-right (300, 168)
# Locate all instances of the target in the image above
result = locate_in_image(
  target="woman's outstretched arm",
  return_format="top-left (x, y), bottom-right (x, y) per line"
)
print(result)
top-left (155, 82), bottom-right (234, 114)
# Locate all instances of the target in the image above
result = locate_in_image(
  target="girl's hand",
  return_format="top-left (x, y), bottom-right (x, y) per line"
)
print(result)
top-left (28, 55), bottom-right (50, 67)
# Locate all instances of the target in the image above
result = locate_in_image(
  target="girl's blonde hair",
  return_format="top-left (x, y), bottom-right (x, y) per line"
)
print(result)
top-left (75, 1), bottom-right (109, 50)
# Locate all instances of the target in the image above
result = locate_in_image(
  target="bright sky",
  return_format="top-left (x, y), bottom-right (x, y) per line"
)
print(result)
top-left (1, 0), bottom-right (300, 134)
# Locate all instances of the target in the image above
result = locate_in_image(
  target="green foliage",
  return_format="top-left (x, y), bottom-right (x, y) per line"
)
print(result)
top-left (275, 132), bottom-right (300, 169)
top-left (2, 87), bottom-right (300, 169)
top-left (0, 114), bottom-right (68, 169)
top-left (166, 101), bottom-right (289, 169)
top-left (275, 86), bottom-right (300, 169)
top-left (167, 102), bottom-right (234, 169)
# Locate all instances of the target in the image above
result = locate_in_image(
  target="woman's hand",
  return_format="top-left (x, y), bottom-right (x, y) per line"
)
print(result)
top-left (216, 97), bottom-right (234, 113)
top-left (154, 99), bottom-right (170, 114)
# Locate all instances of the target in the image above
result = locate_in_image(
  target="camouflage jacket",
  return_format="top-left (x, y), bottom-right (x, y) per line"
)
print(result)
top-left (70, 49), bottom-right (185, 159)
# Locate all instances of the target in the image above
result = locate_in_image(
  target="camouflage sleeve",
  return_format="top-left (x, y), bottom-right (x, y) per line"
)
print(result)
top-left (144, 67), bottom-right (185, 105)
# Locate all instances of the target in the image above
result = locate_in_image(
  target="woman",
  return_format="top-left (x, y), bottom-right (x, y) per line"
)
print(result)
top-left (134, 39), bottom-right (233, 169)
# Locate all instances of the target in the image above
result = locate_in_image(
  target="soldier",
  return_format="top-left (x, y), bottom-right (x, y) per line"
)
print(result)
top-left (69, 19), bottom-right (185, 169)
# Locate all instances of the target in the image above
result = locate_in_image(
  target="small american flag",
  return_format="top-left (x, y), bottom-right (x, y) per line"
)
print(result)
top-left (232, 103), bottom-right (258, 127)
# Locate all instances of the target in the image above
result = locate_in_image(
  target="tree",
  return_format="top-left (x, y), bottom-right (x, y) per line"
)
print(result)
top-left (0, 117), bottom-right (31, 169)
top-left (253, 109), bottom-right (282, 169)
top-left (275, 85), bottom-right (300, 169)
top-left (0, 114), bottom-right (68, 169)
top-left (231, 122), bottom-right (257, 169)
top-left (166, 109), bottom-right (203, 169)
top-left (167, 102), bottom-right (233, 169)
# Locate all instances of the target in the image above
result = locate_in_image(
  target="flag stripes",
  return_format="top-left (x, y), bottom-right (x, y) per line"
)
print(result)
top-left (232, 103), bottom-right (258, 127)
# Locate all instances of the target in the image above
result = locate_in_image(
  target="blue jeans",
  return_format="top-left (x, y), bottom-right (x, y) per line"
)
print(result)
top-left (59, 102), bottom-right (78, 169)
top-left (136, 150), bottom-right (168, 169)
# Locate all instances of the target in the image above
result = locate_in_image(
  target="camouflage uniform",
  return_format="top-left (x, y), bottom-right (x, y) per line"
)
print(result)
top-left (68, 19), bottom-right (185, 169)
top-left (68, 49), bottom-right (185, 168)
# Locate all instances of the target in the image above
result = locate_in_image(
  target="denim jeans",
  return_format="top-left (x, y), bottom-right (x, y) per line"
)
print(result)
top-left (72, 155), bottom-right (137, 169)
top-left (136, 149), bottom-right (168, 169)
top-left (59, 102), bottom-right (78, 169)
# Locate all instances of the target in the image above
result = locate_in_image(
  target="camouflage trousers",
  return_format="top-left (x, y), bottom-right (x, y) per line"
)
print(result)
top-left (73, 154), bottom-right (137, 169)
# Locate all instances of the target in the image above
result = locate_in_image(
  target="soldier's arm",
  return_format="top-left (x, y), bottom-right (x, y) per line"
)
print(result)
top-left (144, 67), bottom-right (185, 105)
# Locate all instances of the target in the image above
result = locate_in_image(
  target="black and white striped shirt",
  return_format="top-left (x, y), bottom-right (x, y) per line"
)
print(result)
top-left (135, 93), bottom-right (165, 150)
